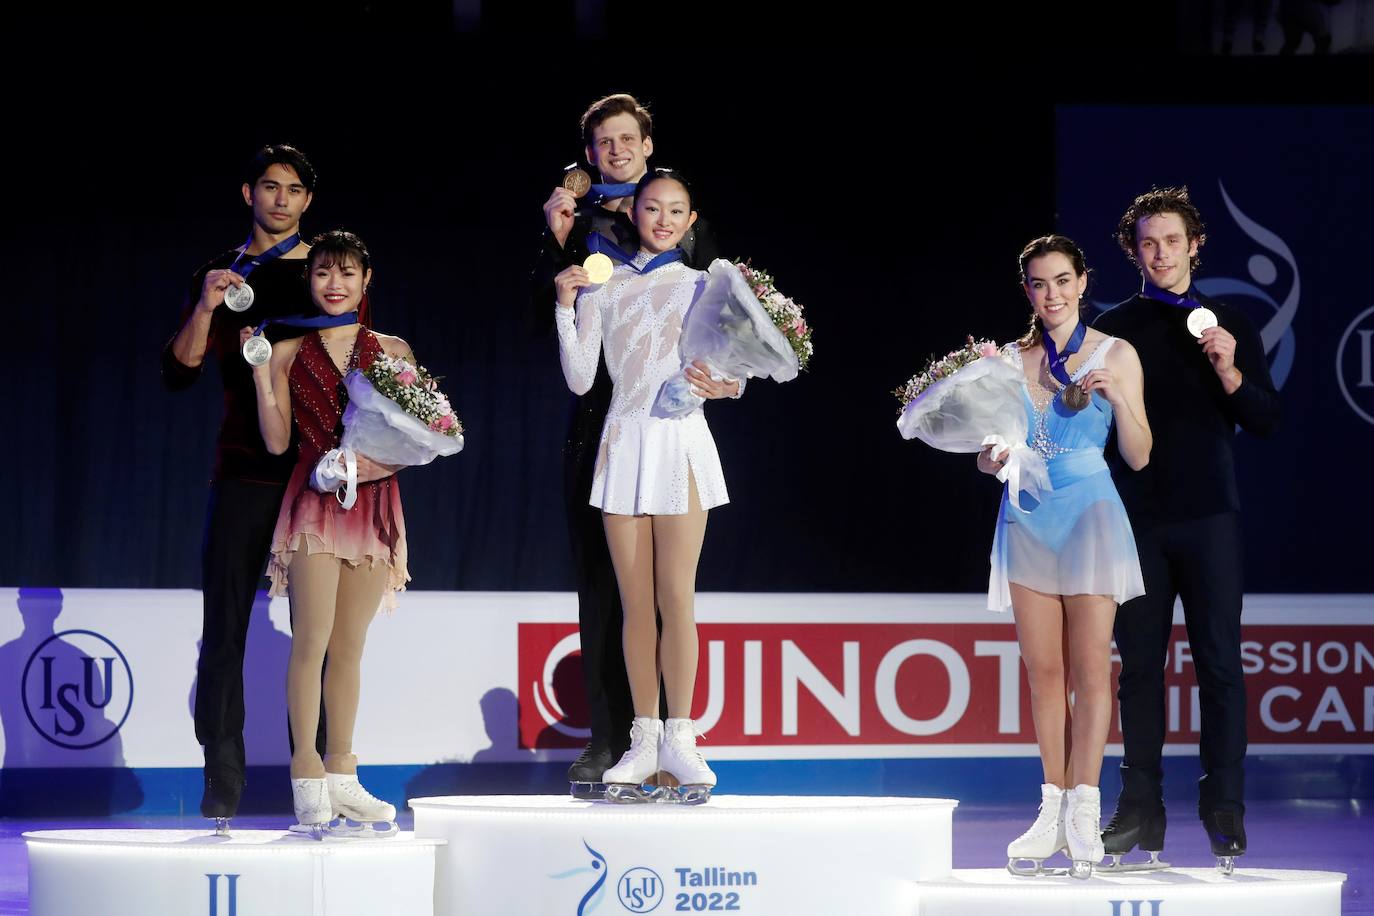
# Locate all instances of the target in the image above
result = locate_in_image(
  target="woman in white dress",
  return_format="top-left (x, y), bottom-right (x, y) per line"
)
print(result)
top-left (554, 169), bottom-right (737, 802)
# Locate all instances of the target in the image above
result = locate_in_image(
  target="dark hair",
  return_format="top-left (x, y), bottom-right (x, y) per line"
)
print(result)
top-left (1016, 234), bottom-right (1089, 350)
top-left (1115, 185), bottom-right (1206, 271)
top-left (581, 93), bottom-right (653, 148)
top-left (307, 229), bottom-right (371, 274)
top-left (244, 144), bottom-right (317, 193)
top-left (633, 168), bottom-right (694, 210)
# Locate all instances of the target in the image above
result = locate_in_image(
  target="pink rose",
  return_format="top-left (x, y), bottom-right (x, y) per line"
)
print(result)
top-left (978, 342), bottom-right (999, 358)
top-left (396, 369), bottom-right (418, 386)
top-left (437, 414), bottom-right (455, 431)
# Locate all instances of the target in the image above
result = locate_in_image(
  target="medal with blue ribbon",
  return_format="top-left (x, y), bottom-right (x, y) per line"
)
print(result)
top-left (583, 232), bottom-right (684, 284)
top-left (1141, 281), bottom-right (1219, 338)
top-left (241, 312), bottom-right (359, 366)
top-left (224, 233), bottom-right (302, 313)
top-left (1042, 318), bottom-right (1092, 411)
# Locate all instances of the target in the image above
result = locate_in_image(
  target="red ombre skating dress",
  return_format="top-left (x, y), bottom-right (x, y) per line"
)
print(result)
top-left (267, 328), bottom-right (409, 610)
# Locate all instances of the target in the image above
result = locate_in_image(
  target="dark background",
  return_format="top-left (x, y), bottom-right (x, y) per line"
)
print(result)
top-left (4, 5), bottom-right (1370, 593)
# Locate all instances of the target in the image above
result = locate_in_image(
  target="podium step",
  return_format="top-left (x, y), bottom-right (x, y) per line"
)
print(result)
top-left (918, 867), bottom-right (1346, 915)
top-left (24, 829), bottom-right (444, 916)
top-left (412, 794), bottom-right (957, 916)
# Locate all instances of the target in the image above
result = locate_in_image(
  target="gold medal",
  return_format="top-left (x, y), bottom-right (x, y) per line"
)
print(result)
top-left (583, 252), bottom-right (614, 284)
top-left (562, 166), bottom-right (592, 198)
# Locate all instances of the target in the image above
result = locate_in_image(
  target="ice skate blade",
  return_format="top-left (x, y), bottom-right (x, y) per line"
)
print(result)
top-left (604, 784), bottom-right (667, 804)
top-left (287, 823), bottom-right (329, 841)
top-left (1069, 859), bottom-right (1096, 880)
top-left (329, 817), bottom-right (398, 838)
top-left (1006, 857), bottom-right (1068, 877)
top-left (570, 781), bottom-right (608, 801)
top-left (1216, 855), bottom-right (1237, 876)
top-left (1099, 851), bottom-right (1170, 873)
top-left (665, 784), bottom-right (713, 806)
top-left (211, 817), bottom-right (231, 838)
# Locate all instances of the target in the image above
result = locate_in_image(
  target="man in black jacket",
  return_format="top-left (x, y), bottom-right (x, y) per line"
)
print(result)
top-left (531, 94), bottom-right (735, 797)
top-left (1094, 186), bottom-right (1280, 872)
top-left (163, 145), bottom-right (326, 831)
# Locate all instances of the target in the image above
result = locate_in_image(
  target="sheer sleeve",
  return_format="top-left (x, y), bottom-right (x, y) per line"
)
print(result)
top-left (555, 288), bottom-right (603, 396)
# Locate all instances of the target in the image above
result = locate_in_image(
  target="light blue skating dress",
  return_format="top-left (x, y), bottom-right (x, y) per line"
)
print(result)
top-left (987, 338), bottom-right (1145, 612)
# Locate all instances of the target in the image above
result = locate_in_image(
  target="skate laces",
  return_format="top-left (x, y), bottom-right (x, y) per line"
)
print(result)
top-left (665, 720), bottom-right (708, 765)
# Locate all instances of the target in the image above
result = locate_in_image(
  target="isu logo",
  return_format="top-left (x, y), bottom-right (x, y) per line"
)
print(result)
top-left (21, 629), bottom-right (134, 750)
top-left (1337, 305), bottom-right (1374, 426)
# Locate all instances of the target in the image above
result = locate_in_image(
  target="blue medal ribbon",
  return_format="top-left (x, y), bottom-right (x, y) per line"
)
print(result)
top-left (587, 182), bottom-right (638, 206)
top-left (1140, 281), bottom-right (1205, 310)
top-left (1041, 319), bottom-right (1087, 387)
top-left (587, 232), bottom-right (685, 275)
top-left (230, 233), bottom-right (302, 279)
top-left (251, 311), bottom-right (359, 338)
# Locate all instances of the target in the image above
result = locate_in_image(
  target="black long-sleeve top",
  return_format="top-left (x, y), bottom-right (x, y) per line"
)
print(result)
top-left (1093, 287), bottom-right (1281, 524)
top-left (161, 250), bottom-right (313, 484)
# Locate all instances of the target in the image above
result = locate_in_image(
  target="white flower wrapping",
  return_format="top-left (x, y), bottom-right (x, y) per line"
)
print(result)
top-left (310, 369), bottom-right (464, 509)
top-left (653, 259), bottom-right (800, 418)
top-left (896, 354), bottom-right (1051, 511)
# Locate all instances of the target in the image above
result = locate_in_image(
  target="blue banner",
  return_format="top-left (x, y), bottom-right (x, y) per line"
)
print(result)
top-left (1055, 105), bottom-right (1374, 591)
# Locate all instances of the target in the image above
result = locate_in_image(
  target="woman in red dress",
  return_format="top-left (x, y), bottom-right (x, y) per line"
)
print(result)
top-left (243, 230), bottom-right (410, 836)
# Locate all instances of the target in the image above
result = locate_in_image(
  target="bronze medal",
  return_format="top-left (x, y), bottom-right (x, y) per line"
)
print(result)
top-left (1063, 381), bottom-right (1091, 411)
top-left (561, 166), bottom-right (592, 199)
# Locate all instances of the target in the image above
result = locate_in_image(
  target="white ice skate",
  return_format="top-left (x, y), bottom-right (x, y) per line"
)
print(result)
top-left (1065, 784), bottom-right (1105, 880)
top-left (1006, 784), bottom-right (1067, 876)
top-left (288, 777), bottom-right (333, 841)
top-left (327, 773), bottom-right (398, 837)
top-left (603, 717), bottom-right (665, 803)
top-left (658, 718), bottom-right (716, 805)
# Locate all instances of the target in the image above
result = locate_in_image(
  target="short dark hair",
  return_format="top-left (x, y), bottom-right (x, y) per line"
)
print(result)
top-left (245, 144), bottom-right (317, 193)
top-left (581, 94), bottom-right (652, 148)
top-left (633, 168), bottom-right (694, 210)
top-left (307, 229), bottom-right (370, 274)
top-left (1115, 186), bottom-right (1206, 271)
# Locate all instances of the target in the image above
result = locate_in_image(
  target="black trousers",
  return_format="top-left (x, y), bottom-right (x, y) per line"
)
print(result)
top-left (1114, 511), bottom-right (1247, 817)
top-left (194, 478), bottom-right (326, 774)
top-left (562, 356), bottom-right (669, 755)
top-left (564, 430), bottom-right (634, 755)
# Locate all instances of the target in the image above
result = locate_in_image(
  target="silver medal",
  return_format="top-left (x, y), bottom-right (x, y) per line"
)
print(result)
top-left (224, 282), bottom-right (255, 313)
top-left (241, 334), bottom-right (272, 366)
top-left (1186, 306), bottom-right (1218, 338)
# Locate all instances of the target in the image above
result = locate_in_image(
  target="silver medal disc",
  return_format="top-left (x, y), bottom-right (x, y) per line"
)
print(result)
top-left (224, 282), bottom-right (255, 312)
top-left (242, 334), bottom-right (272, 366)
top-left (1186, 306), bottom-right (1218, 338)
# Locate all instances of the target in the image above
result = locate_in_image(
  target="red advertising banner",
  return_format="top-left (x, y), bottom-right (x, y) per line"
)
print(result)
top-left (519, 622), bottom-right (1374, 754)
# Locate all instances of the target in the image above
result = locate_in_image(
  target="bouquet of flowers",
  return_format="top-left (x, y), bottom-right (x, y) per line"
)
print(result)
top-left (653, 259), bottom-right (808, 417)
top-left (737, 261), bottom-right (813, 371)
top-left (311, 355), bottom-right (464, 509)
top-left (895, 336), bottom-right (1049, 511)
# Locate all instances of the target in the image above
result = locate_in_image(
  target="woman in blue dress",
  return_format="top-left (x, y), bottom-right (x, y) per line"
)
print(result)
top-left (980, 235), bottom-right (1152, 877)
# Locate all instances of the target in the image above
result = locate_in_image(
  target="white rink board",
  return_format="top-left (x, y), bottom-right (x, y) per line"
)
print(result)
top-left (0, 588), bottom-right (1368, 769)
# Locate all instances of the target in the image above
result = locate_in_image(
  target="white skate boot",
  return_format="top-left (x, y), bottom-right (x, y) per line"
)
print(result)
top-left (288, 777), bottom-right (332, 840)
top-left (603, 717), bottom-right (664, 803)
top-left (1065, 784), bottom-right (1105, 879)
top-left (327, 773), bottom-right (398, 837)
top-left (1006, 784), bottom-right (1067, 876)
top-left (658, 718), bottom-right (716, 805)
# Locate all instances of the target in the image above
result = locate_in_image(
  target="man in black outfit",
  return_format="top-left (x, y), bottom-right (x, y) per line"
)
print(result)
top-left (1094, 186), bottom-right (1280, 870)
top-left (531, 94), bottom-right (735, 797)
top-left (163, 145), bottom-right (326, 829)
